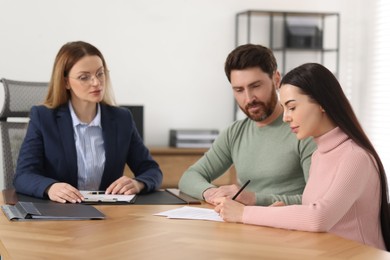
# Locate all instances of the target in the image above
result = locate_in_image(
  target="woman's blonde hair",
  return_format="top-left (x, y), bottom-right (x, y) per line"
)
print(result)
top-left (44, 41), bottom-right (116, 108)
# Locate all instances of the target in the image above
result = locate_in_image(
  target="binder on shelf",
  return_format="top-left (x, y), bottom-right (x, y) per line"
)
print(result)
top-left (169, 129), bottom-right (219, 148)
top-left (174, 142), bottom-right (213, 148)
top-left (1, 201), bottom-right (105, 221)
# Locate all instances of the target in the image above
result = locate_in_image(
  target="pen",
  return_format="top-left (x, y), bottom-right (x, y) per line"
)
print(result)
top-left (231, 180), bottom-right (251, 200)
top-left (89, 191), bottom-right (106, 195)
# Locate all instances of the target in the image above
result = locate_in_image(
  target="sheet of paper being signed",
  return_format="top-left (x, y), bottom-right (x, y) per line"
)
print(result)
top-left (154, 206), bottom-right (223, 222)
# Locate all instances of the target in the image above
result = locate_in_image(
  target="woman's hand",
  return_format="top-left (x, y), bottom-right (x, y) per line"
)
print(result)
top-left (214, 197), bottom-right (245, 223)
top-left (47, 183), bottom-right (84, 203)
top-left (106, 176), bottom-right (145, 195)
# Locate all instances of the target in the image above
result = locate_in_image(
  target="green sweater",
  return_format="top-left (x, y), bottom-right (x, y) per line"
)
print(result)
top-left (178, 115), bottom-right (317, 205)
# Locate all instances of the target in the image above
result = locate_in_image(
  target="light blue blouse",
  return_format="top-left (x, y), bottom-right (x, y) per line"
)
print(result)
top-left (69, 102), bottom-right (105, 190)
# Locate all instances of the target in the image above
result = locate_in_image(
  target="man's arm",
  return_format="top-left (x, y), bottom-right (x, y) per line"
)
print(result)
top-left (178, 129), bottom-right (233, 200)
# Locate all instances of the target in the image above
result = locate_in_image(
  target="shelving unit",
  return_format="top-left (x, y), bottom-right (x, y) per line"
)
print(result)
top-left (234, 10), bottom-right (340, 120)
top-left (235, 10), bottom-right (340, 76)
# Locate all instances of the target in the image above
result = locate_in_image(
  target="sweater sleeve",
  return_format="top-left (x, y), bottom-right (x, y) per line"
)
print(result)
top-left (178, 128), bottom-right (233, 199)
top-left (243, 148), bottom-right (376, 232)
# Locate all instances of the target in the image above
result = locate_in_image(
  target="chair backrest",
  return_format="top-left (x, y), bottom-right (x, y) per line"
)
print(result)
top-left (0, 78), bottom-right (48, 189)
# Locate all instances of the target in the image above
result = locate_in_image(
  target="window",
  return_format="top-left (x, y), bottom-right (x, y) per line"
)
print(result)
top-left (363, 0), bottom-right (390, 179)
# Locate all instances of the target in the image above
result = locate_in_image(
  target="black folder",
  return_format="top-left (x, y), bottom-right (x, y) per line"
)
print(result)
top-left (1, 201), bottom-right (105, 221)
top-left (2, 188), bottom-right (200, 206)
top-left (133, 189), bottom-right (201, 205)
top-left (134, 190), bottom-right (187, 205)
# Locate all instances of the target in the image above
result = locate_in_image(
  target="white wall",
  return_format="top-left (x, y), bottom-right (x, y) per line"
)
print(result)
top-left (0, 0), bottom-right (364, 146)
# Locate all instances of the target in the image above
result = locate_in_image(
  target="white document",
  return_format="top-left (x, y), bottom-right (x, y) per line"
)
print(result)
top-left (80, 191), bottom-right (136, 202)
top-left (154, 206), bottom-right (223, 222)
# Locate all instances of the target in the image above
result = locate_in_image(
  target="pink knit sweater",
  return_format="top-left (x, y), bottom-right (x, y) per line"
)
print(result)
top-left (243, 127), bottom-right (386, 250)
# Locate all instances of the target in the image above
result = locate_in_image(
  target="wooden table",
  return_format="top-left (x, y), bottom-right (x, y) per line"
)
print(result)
top-left (0, 195), bottom-right (390, 260)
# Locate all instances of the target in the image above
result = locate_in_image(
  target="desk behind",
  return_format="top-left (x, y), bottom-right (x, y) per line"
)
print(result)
top-left (125, 147), bottom-right (237, 188)
top-left (0, 194), bottom-right (389, 260)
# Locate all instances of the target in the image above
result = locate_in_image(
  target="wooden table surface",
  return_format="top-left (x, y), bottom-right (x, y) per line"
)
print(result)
top-left (1, 194), bottom-right (390, 260)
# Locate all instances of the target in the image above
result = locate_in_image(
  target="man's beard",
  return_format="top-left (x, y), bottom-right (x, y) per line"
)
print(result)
top-left (239, 89), bottom-right (278, 122)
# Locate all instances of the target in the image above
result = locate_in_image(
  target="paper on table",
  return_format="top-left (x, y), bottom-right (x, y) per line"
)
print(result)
top-left (154, 206), bottom-right (223, 222)
top-left (80, 191), bottom-right (136, 202)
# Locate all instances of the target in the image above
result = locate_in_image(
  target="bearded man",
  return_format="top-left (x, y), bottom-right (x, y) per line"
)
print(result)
top-left (179, 44), bottom-right (317, 206)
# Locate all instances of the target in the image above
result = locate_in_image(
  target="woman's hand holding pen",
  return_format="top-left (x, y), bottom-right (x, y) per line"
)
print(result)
top-left (106, 176), bottom-right (145, 195)
top-left (214, 197), bottom-right (245, 223)
top-left (47, 183), bottom-right (84, 204)
top-left (213, 180), bottom-right (250, 223)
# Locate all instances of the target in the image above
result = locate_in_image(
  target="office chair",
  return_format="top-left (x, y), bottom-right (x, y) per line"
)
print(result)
top-left (0, 78), bottom-right (48, 189)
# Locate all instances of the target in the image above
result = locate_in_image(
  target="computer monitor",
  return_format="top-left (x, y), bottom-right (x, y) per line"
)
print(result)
top-left (120, 105), bottom-right (144, 140)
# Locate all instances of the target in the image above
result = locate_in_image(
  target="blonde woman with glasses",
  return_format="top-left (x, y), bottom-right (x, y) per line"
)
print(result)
top-left (14, 41), bottom-right (162, 203)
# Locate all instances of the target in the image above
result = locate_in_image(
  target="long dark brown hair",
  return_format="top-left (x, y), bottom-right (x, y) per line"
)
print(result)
top-left (280, 62), bottom-right (390, 251)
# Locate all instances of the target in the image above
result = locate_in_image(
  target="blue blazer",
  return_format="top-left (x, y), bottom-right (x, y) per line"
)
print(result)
top-left (14, 104), bottom-right (162, 198)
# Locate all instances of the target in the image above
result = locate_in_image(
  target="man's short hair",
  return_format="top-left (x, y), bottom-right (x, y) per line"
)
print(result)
top-left (224, 44), bottom-right (277, 82)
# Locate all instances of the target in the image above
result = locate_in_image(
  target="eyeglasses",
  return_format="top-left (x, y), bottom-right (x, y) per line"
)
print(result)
top-left (68, 70), bottom-right (106, 86)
